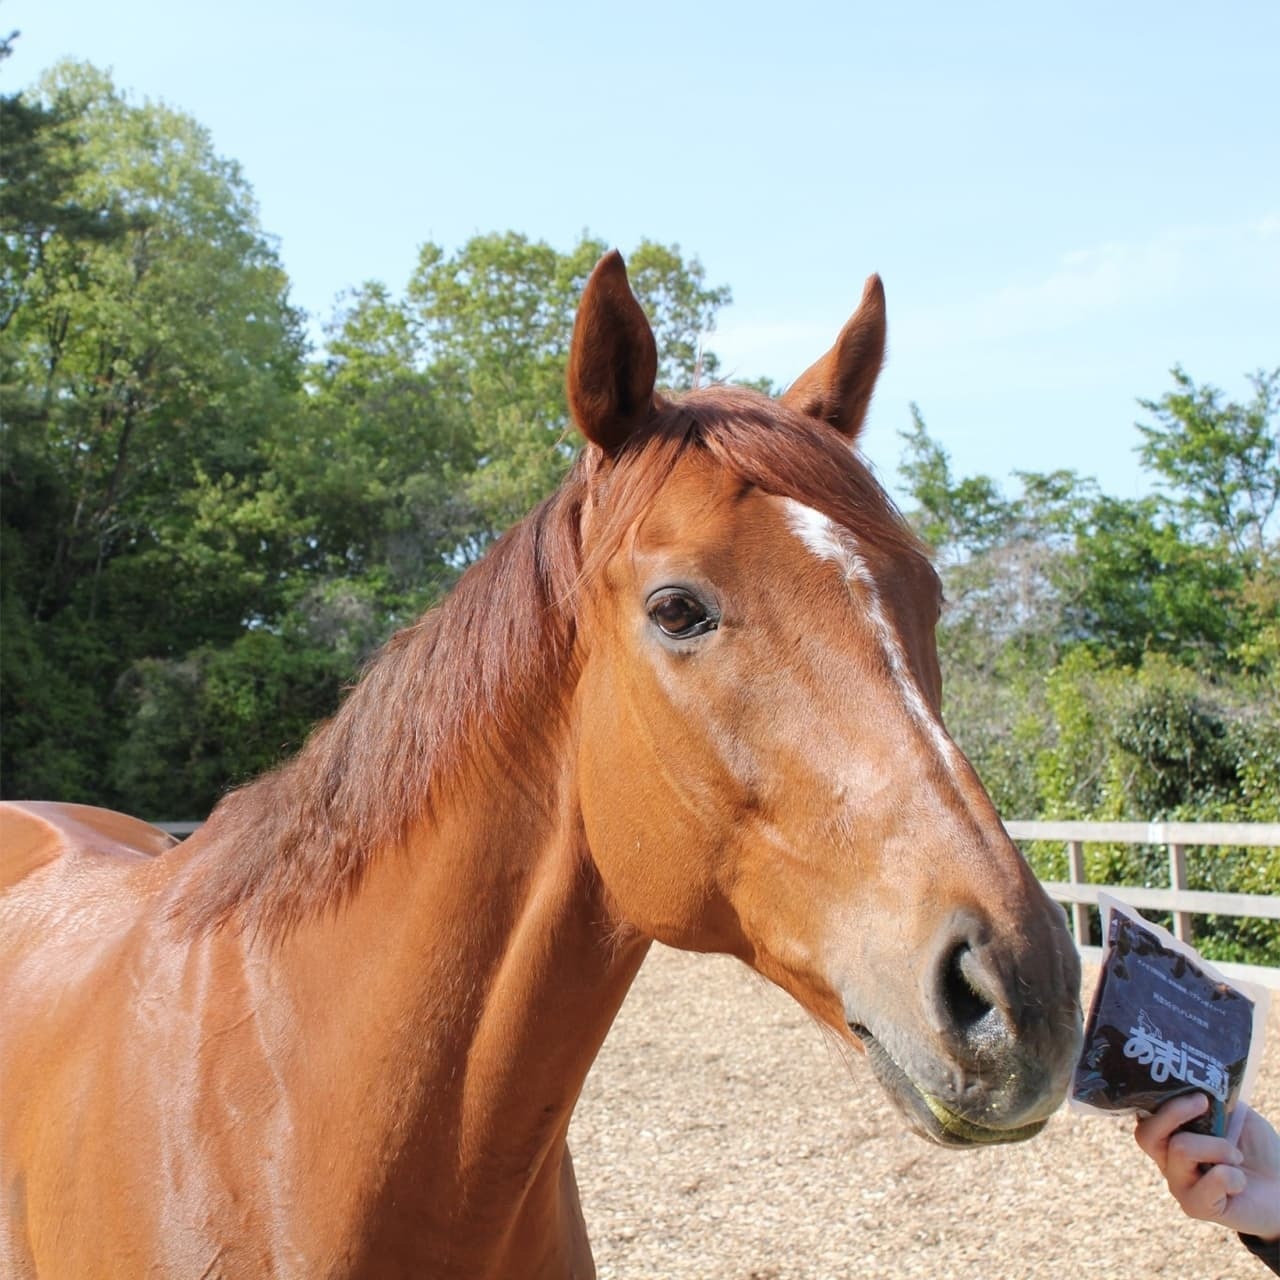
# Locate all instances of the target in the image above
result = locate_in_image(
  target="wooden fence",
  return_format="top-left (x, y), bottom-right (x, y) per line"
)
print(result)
top-left (159, 819), bottom-right (1280, 986)
top-left (1004, 819), bottom-right (1280, 988)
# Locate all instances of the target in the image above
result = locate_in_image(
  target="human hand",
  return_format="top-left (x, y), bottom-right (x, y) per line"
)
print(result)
top-left (1135, 1093), bottom-right (1280, 1242)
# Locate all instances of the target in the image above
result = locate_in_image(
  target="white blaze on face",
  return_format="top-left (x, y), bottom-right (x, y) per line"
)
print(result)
top-left (780, 498), bottom-right (965, 780)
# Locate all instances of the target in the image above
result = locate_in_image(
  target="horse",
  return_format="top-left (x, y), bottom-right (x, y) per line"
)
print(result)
top-left (0, 252), bottom-right (1082, 1279)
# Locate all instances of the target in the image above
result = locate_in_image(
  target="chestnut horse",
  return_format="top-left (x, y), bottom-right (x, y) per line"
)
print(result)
top-left (0, 254), bottom-right (1081, 1279)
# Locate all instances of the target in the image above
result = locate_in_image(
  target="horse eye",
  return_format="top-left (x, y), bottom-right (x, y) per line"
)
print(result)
top-left (647, 591), bottom-right (715, 639)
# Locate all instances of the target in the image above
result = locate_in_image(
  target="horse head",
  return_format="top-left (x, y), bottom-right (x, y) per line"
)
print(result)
top-left (566, 251), bottom-right (1081, 1146)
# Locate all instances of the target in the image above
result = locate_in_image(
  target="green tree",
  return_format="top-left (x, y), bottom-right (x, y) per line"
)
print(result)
top-left (625, 240), bottom-right (731, 389)
top-left (897, 403), bottom-right (1013, 563)
top-left (899, 372), bottom-right (1280, 964)
top-left (1, 61), bottom-right (306, 799)
top-left (1063, 369), bottom-right (1280, 672)
top-left (1137, 366), bottom-right (1279, 566)
top-left (896, 409), bottom-right (1096, 816)
top-left (110, 630), bottom-right (352, 820)
top-left (4, 62), bottom-right (305, 641)
top-left (278, 280), bottom-right (479, 619)
top-left (406, 232), bottom-right (729, 543)
top-left (1065, 495), bottom-right (1244, 666)
top-left (0, 33), bottom-right (125, 331)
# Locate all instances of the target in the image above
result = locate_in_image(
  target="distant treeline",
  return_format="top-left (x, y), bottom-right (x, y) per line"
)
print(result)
top-left (2, 57), bottom-right (1277, 962)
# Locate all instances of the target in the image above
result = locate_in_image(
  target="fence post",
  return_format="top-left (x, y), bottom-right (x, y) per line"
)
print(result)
top-left (1168, 842), bottom-right (1192, 943)
top-left (1067, 840), bottom-right (1089, 946)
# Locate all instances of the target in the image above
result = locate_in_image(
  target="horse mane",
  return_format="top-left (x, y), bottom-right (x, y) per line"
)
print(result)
top-left (177, 385), bottom-right (928, 936)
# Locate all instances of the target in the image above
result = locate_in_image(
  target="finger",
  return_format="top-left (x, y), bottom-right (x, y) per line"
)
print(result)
top-left (1176, 1162), bottom-right (1247, 1222)
top-left (1165, 1131), bottom-right (1242, 1193)
top-left (1135, 1093), bottom-right (1210, 1161)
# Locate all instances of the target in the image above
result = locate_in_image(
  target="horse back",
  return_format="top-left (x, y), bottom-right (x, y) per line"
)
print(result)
top-left (1, 804), bottom-right (198, 1277)
top-left (0, 801), bottom-right (175, 892)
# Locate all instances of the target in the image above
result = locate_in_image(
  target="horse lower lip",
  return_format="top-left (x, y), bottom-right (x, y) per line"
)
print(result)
top-left (919, 1094), bottom-right (1047, 1145)
top-left (847, 1022), bottom-right (1047, 1147)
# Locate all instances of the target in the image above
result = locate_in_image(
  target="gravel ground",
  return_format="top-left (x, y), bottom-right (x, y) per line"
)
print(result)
top-left (569, 946), bottom-right (1279, 1280)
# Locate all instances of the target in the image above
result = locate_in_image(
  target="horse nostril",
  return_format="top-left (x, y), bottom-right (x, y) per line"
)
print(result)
top-left (942, 942), bottom-right (995, 1035)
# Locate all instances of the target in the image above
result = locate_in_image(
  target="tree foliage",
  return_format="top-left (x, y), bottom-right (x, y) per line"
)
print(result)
top-left (1137, 366), bottom-right (1280, 564)
top-left (901, 375), bottom-right (1280, 963)
top-left (2, 61), bottom-right (306, 800)
top-left (405, 231), bottom-right (729, 540)
top-left (1, 40), bottom-right (125, 331)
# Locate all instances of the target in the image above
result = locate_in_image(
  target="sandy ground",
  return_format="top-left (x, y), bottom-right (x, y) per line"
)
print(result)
top-left (569, 946), bottom-right (1278, 1280)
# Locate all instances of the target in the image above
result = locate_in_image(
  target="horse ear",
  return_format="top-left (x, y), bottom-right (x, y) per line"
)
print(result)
top-left (567, 250), bottom-right (658, 454)
top-left (780, 274), bottom-right (886, 442)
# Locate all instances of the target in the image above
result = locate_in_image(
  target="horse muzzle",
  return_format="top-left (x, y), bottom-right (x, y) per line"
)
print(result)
top-left (848, 1022), bottom-right (1061, 1147)
top-left (843, 908), bottom-right (1083, 1147)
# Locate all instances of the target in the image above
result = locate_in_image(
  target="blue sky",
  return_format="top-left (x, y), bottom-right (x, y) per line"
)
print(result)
top-left (9, 0), bottom-right (1279, 502)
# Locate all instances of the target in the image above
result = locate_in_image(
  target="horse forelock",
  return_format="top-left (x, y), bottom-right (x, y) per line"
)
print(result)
top-left (178, 385), bottom-right (929, 937)
top-left (591, 385), bottom-right (928, 570)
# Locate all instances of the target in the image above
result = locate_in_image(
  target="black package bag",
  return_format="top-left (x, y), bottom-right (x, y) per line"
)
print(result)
top-left (1071, 894), bottom-right (1268, 1141)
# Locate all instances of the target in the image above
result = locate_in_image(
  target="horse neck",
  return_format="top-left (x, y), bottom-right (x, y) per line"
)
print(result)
top-left (262, 747), bottom-right (650, 1276)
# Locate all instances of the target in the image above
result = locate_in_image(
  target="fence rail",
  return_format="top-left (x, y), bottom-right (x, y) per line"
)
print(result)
top-left (1004, 820), bottom-right (1280, 989)
top-left (159, 822), bottom-right (201, 836)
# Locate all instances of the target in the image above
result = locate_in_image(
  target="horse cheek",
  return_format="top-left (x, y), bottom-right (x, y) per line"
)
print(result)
top-left (575, 686), bottom-right (729, 950)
